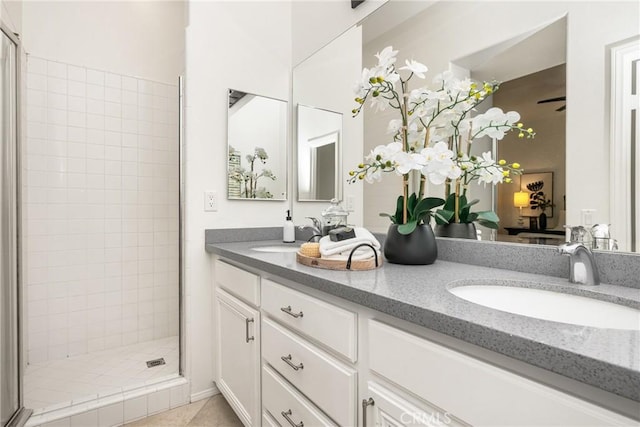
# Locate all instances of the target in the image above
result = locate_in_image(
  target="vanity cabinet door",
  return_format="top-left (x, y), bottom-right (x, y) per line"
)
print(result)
top-left (368, 320), bottom-right (636, 426)
top-left (215, 288), bottom-right (260, 427)
top-left (362, 381), bottom-right (469, 427)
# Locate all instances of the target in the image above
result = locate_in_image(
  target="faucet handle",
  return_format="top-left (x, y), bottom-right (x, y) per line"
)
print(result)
top-left (558, 242), bottom-right (586, 255)
top-left (305, 216), bottom-right (322, 228)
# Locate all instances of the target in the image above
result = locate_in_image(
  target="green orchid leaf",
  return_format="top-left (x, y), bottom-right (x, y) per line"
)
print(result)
top-left (379, 213), bottom-right (397, 224)
top-left (413, 197), bottom-right (445, 214)
top-left (435, 209), bottom-right (454, 225)
top-left (477, 219), bottom-right (500, 229)
top-left (477, 210), bottom-right (500, 223)
top-left (443, 193), bottom-right (456, 212)
top-left (398, 219), bottom-right (417, 235)
top-left (433, 209), bottom-right (453, 225)
top-left (458, 194), bottom-right (468, 209)
top-left (460, 206), bottom-right (470, 222)
top-left (466, 212), bottom-right (479, 223)
top-left (413, 197), bottom-right (446, 225)
top-left (407, 193), bottom-right (418, 218)
top-left (460, 198), bottom-right (480, 210)
top-left (394, 195), bottom-right (404, 224)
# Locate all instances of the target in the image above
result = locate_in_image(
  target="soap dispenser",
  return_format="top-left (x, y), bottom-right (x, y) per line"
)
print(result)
top-left (283, 210), bottom-right (295, 243)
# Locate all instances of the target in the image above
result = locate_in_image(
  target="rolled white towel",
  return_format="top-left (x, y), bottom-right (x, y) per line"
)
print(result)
top-left (319, 227), bottom-right (381, 258)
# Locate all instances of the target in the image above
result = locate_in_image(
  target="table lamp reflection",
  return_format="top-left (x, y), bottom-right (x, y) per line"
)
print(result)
top-left (513, 191), bottom-right (529, 227)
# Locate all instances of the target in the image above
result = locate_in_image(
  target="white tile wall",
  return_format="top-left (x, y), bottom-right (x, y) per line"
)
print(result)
top-left (24, 56), bottom-right (179, 364)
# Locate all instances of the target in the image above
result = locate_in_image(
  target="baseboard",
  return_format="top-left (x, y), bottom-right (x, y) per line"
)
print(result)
top-left (190, 383), bottom-right (220, 402)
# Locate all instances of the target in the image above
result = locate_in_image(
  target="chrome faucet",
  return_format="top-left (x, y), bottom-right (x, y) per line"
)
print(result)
top-left (557, 243), bottom-right (600, 286)
top-left (298, 217), bottom-right (322, 242)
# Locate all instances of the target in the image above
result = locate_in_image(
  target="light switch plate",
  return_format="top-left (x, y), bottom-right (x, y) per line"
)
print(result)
top-left (581, 209), bottom-right (595, 227)
top-left (346, 195), bottom-right (355, 211)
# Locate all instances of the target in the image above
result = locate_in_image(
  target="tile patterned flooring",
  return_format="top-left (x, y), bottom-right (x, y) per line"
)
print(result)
top-left (25, 336), bottom-right (179, 413)
top-left (124, 395), bottom-right (242, 427)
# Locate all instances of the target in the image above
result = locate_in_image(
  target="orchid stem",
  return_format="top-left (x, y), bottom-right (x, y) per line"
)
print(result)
top-left (454, 180), bottom-right (460, 223)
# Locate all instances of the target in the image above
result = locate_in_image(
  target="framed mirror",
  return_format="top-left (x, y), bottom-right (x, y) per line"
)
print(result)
top-left (227, 89), bottom-right (287, 200)
top-left (297, 105), bottom-right (343, 201)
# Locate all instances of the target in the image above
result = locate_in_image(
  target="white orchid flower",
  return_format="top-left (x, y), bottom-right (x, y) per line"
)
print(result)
top-left (375, 46), bottom-right (398, 69)
top-left (477, 166), bottom-right (504, 185)
top-left (370, 95), bottom-right (387, 112)
top-left (393, 151), bottom-right (422, 175)
top-left (353, 67), bottom-right (374, 98)
top-left (366, 142), bottom-right (403, 164)
top-left (365, 167), bottom-right (382, 183)
top-left (472, 107), bottom-right (521, 140)
top-left (387, 119), bottom-right (402, 134)
top-left (400, 59), bottom-right (428, 79)
top-left (474, 151), bottom-right (504, 186)
top-left (433, 70), bottom-right (454, 87)
top-left (416, 141), bottom-right (460, 185)
top-left (422, 158), bottom-right (461, 185)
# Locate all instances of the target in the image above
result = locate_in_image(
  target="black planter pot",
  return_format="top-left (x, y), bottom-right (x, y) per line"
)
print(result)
top-left (434, 222), bottom-right (478, 240)
top-left (539, 212), bottom-right (547, 230)
top-left (384, 224), bottom-right (438, 265)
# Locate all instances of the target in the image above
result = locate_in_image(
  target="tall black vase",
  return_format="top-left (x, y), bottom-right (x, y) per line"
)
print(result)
top-left (539, 212), bottom-right (547, 230)
top-left (384, 224), bottom-right (438, 265)
top-left (434, 223), bottom-right (478, 239)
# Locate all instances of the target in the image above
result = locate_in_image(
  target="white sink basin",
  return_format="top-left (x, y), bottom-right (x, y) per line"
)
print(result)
top-left (251, 245), bottom-right (300, 253)
top-left (449, 285), bottom-right (640, 330)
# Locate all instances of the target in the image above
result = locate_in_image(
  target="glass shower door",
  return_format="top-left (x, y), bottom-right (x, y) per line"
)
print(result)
top-left (1, 23), bottom-right (27, 427)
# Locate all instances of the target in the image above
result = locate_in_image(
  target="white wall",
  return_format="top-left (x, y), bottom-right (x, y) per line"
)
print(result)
top-left (360, 1), bottom-right (639, 232)
top-left (184, 0), bottom-right (291, 397)
top-left (1, 0), bottom-right (21, 34)
top-left (292, 25), bottom-right (364, 224)
top-left (291, 0), bottom-right (387, 66)
top-left (21, 1), bottom-right (185, 84)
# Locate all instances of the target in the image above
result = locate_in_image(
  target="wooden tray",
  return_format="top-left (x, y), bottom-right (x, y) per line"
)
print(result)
top-left (296, 251), bottom-right (382, 271)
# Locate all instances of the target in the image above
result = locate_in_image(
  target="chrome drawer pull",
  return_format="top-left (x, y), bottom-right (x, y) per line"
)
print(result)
top-left (245, 318), bottom-right (254, 343)
top-left (281, 409), bottom-right (304, 427)
top-left (281, 354), bottom-right (304, 371)
top-left (281, 305), bottom-right (304, 318)
top-left (362, 397), bottom-right (374, 427)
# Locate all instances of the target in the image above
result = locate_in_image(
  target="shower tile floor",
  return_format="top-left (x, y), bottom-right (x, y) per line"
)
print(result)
top-left (24, 336), bottom-right (179, 414)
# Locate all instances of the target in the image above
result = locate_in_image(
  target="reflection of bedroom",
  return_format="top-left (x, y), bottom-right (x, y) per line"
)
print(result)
top-left (494, 65), bottom-right (567, 244)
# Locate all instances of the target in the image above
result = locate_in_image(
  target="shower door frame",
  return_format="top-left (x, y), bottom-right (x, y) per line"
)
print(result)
top-left (0, 20), bottom-right (31, 427)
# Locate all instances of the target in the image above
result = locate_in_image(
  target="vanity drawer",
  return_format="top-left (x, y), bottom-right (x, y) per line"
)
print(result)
top-left (262, 317), bottom-right (356, 426)
top-left (215, 259), bottom-right (260, 306)
top-left (262, 410), bottom-right (280, 427)
top-left (263, 365), bottom-right (336, 427)
top-left (261, 278), bottom-right (357, 361)
top-left (368, 320), bottom-right (634, 426)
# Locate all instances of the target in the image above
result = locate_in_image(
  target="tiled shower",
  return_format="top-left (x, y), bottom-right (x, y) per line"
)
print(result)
top-left (23, 55), bottom-right (179, 412)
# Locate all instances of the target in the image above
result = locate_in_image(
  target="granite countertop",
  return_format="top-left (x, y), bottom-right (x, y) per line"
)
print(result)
top-left (205, 240), bottom-right (640, 402)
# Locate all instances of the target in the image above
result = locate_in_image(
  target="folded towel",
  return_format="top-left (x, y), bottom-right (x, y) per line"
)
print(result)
top-left (319, 227), bottom-right (381, 258)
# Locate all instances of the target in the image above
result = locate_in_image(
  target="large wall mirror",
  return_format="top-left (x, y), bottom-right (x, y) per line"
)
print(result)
top-left (296, 1), bottom-right (639, 252)
top-left (227, 89), bottom-right (287, 200)
top-left (297, 105), bottom-right (343, 201)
